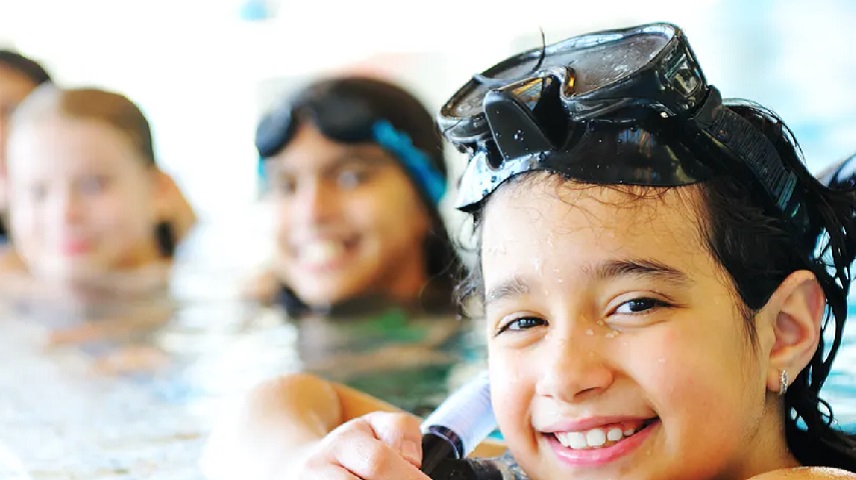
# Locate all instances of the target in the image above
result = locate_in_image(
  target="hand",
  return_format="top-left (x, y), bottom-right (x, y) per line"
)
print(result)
top-left (297, 411), bottom-right (431, 479)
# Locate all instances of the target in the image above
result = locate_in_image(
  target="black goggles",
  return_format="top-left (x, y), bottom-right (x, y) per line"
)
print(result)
top-left (256, 92), bottom-right (447, 205)
top-left (440, 23), bottom-right (808, 235)
top-left (256, 93), bottom-right (381, 157)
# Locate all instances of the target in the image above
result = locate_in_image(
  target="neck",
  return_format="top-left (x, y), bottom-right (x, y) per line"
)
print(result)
top-left (382, 252), bottom-right (430, 305)
top-left (728, 397), bottom-right (800, 480)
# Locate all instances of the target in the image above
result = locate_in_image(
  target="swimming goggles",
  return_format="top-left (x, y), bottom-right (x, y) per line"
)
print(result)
top-left (439, 23), bottom-right (809, 235)
top-left (256, 87), bottom-right (447, 205)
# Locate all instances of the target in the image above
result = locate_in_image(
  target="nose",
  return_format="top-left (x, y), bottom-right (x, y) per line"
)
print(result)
top-left (534, 324), bottom-right (615, 403)
top-left (293, 178), bottom-right (337, 225)
top-left (53, 188), bottom-right (84, 225)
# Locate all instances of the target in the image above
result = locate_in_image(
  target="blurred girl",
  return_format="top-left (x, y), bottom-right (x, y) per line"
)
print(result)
top-left (0, 49), bottom-right (52, 240)
top-left (2, 85), bottom-right (194, 295)
top-left (248, 76), bottom-right (460, 316)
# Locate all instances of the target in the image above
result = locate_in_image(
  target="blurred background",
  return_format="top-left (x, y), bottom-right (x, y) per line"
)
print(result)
top-left (1, 0), bottom-right (855, 241)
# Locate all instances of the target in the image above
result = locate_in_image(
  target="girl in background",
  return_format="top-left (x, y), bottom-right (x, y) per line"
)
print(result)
top-left (2, 85), bottom-right (194, 296)
top-left (0, 49), bottom-right (52, 241)
top-left (247, 75), bottom-right (460, 316)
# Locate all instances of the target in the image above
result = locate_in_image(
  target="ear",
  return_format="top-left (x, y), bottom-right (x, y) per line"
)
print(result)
top-left (761, 270), bottom-right (825, 394)
top-left (150, 169), bottom-right (172, 218)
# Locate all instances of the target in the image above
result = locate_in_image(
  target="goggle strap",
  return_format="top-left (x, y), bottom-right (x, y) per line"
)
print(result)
top-left (371, 120), bottom-right (448, 206)
top-left (694, 89), bottom-right (800, 220)
top-left (483, 90), bottom-right (555, 162)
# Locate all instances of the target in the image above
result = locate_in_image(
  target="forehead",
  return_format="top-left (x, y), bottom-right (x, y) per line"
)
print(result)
top-left (480, 174), bottom-right (709, 273)
top-left (8, 115), bottom-right (145, 173)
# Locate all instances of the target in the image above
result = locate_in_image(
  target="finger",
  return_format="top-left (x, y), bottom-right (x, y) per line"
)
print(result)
top-left (362, 412), bottom-right (424, 467)
top-left (324, 416), bottom-right (430, 480)
top-left (295, 464), bottom-right (363, 480)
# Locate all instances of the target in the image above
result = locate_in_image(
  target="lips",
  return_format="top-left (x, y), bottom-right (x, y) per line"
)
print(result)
top-left (552, 418), bottom-right (655, 450)
top-left (59, 239), bottom-right (91, 256)
top-left (541, 417), bottom-right (660, 466)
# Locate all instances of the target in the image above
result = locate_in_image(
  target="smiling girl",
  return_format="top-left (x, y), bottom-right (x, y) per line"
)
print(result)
top-left (1, 85), bottom-right (194, 297)
top-left (248, 76), bottom-right (459, 316)
top-left (203, 23), bottom-right (856, 479)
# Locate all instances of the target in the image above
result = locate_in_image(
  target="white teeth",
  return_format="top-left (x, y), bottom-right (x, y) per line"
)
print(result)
top-left (585, 429), bottom-right (606, 447)
top-left (567, 432), bottom-right (587, 449)
top-left (555, 425), bottom-right (640, 450)
top-left (300, 241), bottom-right (345, 265)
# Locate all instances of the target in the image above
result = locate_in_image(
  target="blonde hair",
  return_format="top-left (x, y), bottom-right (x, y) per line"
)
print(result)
top-left (12, 85), bottom-right (157, 167)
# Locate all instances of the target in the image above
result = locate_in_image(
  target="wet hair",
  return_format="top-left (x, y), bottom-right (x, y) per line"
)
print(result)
top-left (12, 85), bottom-right (156, 166)
top-left (457, 104), bottom-right (856, 469)
top-left (0, 49), bottom-right (52, 86)
top-left (258, 76), bottom-right (461, 316)
top-left (10, 85), bottom-right (176, 257)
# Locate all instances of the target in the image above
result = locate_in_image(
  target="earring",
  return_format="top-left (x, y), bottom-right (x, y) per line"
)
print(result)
top-left (778, 369), bottom-right (789, 396)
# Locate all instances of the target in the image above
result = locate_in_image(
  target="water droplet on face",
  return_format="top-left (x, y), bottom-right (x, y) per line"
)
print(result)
top-left (585, 329), bottom-right (594, 336)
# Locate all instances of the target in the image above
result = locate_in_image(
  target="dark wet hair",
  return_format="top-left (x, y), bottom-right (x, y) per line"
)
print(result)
top-left (457, 104), bottom-right (856, 470)
top-left (258, 76), bottom-right (460, 316)
top-left (0, 49), bottom-right (52, 86)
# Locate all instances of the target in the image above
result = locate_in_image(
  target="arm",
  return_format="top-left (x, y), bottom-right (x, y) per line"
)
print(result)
top-left (750, 468), bottom-right (856, 479)
top-left (199, 373), bottom-right (506, 480)
top-left (199, 373), bottom-right (404, 480)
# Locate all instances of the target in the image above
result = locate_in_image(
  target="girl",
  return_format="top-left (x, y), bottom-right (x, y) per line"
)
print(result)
top-left (247, 75), bottom-right (460, 316)
top-left (1, 85), bottom-right (195, 297)
top-left (0, 49), bottom-right (52, 241)
top-left (206, 23), bottom-right (856, 479)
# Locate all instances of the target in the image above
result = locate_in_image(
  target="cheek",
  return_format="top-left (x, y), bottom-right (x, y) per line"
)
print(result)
top-left (625, 328), bottom-right (698, 391)
top-left (488, 348), bottom-right (532, 431)
top-left (625, 324), bottom-right (747, 415)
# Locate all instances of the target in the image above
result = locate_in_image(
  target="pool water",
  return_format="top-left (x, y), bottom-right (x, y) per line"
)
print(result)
top-left (0, 219), bottom-right (853, 478)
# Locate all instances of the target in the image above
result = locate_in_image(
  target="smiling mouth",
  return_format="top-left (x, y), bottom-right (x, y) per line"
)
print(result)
top-left (550, 418), bottom-right (658, 450)
top-left (295, 238), bottom-right (358, 267)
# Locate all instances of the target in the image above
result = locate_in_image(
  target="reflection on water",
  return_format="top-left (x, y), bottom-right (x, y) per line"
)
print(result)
top-left (0, 222), bottom-right (486, 478)
top-left (0, 217), bottom-right (853, 478)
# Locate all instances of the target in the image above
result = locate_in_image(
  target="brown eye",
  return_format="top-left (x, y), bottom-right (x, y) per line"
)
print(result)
top-left (335, 167), bottom-right (371, 190)
top-left (28, 183), bottom-right (47, 202)
top-left (614, 298), bottom-right (669, 314)
top-left (272, 175), bottom-right (297, 196)
top-left (78, 175), bottom-right (109, 195)
top-left (497, 316), bottom-right (547, 335)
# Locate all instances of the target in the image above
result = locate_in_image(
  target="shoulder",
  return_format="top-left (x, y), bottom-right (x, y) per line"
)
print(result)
top-left (749, 467), bottom-right (856, 479)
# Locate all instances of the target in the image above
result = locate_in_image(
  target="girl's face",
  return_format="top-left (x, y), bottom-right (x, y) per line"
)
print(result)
top-left (266, 123), bottom-right (431, 307)
top-left (481, 174), bottom-right (790, 480)
top-left (7, 115), bottom-right (160, 282)
top-left (0, 65), bottom-right (38, 210)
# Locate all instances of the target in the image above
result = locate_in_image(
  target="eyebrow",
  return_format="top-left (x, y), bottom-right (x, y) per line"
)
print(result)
top-left (485, 276), bottom-right (530, 306)
top-left (271, 148), bottom-right (391, 175)
top-left (483, 259), bottom-right (690, 307)
top-left (588, 259), bottom-right (691, 286)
